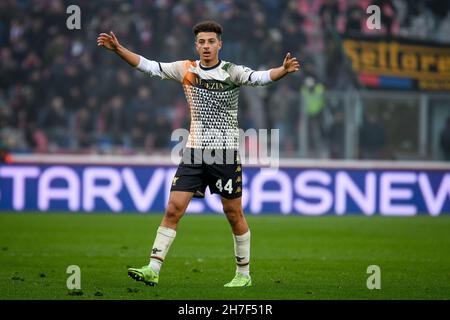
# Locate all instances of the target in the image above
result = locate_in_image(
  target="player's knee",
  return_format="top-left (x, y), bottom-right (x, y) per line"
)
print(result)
top-left (165, 201), bottom-right (184, 222)
top-left (223, 205), bottom-right (243, 225)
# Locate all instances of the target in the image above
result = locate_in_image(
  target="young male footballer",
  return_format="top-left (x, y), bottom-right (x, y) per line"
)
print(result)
top-left (97, 21), bottom-right (300, 287)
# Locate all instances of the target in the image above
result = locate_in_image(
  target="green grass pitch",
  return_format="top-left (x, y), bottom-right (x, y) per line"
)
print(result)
top-left (0, 213), bottom-right (449, 300)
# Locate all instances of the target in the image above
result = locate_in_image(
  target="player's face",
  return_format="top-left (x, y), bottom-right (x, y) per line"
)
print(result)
top-left (195, 32), bottom-right (222, 64)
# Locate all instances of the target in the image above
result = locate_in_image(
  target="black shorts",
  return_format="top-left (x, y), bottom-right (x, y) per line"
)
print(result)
top-left (170, 148), bottom-right (242, 199)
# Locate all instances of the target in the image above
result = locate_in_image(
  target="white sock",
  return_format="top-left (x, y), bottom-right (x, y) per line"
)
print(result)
top-left (148, 226), bottom-right (176, 275)
top-left (233, 230), bottom-right (251, 277)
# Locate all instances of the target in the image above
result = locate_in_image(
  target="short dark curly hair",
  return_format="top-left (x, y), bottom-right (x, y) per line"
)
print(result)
top-left (193, 20), bottom-right (223, 40)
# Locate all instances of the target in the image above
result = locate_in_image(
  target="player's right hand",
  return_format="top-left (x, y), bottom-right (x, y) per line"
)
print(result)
top-left (97, 31), bottom-right (120, 51)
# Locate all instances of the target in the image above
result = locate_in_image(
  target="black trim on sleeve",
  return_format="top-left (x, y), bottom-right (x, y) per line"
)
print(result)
top-left (248, 71), bottom-right (255, 83)
top-left (158, 62), bottom-right (162, 72)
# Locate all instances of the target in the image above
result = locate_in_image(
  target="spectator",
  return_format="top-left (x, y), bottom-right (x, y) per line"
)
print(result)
top-left (359, 112), bottom-right (387, 159)
top-left (280, 0), bottom-right (306, 54)
top-left (301, 76), bottom-right (326, 157)
top-left (400, 1), bottom-right (435, 40)
top-left (130, 109), bottom-right (152, 150)
top-left (319, 0), bottom-right (340, 31)
top-left (151, 114), bottom-right (171, 152)
top-left (327, 109), bottom-right (346, 159)
top-left (268, 83), bottom-right (298, 155)
top-left (0, 141), bottom-right (12, 163)
top-left (75, 107), bottom-right (96, 149)
top-left (241, 82), bottom-right (267, 130)
top-left (345, 1), bottom-right (364, 35)
top-left (435, 11), bottom-right (450, 43)
top-left (101, 95), bottom-right (130, 148)
top-left (39, 96), bottom-right (70, 149)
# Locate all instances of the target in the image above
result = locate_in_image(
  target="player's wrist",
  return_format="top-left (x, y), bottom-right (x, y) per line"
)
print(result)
top-left (114, 44), bottom-right (123, 53)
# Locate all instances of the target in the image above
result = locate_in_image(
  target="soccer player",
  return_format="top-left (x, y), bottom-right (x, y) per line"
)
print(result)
top-left (97, 21), bottom-right (300, 287)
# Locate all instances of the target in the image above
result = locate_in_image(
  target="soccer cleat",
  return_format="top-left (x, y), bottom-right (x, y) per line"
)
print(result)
top-left (224, 273), bottom-right (252, 287)
top-left (127, 266), bottom-right (159, 286)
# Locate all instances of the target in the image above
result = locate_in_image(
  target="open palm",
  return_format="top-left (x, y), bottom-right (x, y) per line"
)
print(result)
top-left (97, 31), bottom-right (120, 51)
top-left (283, 52), bottom-right (300, 73)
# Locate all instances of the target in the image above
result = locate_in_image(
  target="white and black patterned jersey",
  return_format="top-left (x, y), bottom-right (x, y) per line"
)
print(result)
top-left (137, 58), bottom-right (272, 149)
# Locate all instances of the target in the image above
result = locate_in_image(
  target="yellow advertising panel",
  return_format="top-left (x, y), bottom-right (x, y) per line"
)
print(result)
top-left (343, 37), bottom-right (450, 91)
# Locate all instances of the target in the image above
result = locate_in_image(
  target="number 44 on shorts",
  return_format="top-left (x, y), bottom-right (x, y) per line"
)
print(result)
top-left (216, 179), bottom-right (233, 194)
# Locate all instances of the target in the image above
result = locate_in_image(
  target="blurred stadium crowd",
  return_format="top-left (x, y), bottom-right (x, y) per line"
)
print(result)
top-left (1, 0), bottom-right (450, 158)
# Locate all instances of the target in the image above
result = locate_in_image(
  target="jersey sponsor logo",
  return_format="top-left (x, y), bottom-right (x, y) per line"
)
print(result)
top-left (194, 78), bottom-right (225, 91)
top-left (183, 71), bottom-right (234, 91)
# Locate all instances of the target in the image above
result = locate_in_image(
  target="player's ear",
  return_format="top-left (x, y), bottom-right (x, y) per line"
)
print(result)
top-left (194, 39), bottom-right (200, 52)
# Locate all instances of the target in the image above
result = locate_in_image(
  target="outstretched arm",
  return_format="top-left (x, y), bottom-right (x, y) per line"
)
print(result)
top-left (270, 52), bottom-right (300, 81)
top-left (97, 31), bottom-right (140, 67)
top-left (97, 31), bottom-right (185, 81)
top-left (233, 52), bottom-right (300, 86)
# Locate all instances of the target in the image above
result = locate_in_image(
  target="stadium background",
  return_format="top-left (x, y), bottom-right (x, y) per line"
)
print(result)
top-left (0, 0), bottom-right (449, 300)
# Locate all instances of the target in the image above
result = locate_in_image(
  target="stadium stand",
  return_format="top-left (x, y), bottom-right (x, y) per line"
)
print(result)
top-left (0, 0), bottom-right (449, 159)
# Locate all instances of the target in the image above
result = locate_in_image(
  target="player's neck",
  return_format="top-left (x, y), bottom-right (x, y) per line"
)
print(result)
top-left (200, 57), bottom-right (220, 68)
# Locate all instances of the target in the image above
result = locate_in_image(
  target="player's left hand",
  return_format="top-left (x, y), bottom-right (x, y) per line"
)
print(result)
top-left (283, 52), bottom-right (300, 73)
